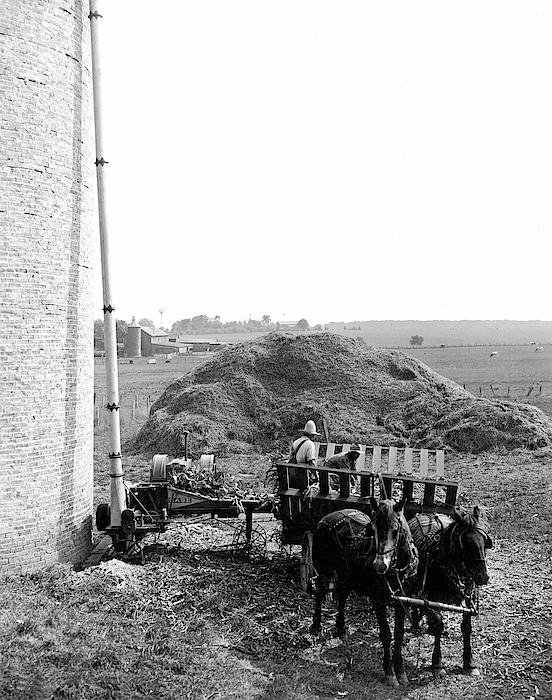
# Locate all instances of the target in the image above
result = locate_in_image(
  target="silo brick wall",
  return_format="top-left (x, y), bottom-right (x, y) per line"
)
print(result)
top-left (0, 0), bottom-right (95, 573)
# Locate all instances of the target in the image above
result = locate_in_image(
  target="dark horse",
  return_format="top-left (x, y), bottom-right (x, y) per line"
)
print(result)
top-left (407, 506), bottom-right (493, 676)
top-left (310, 498), bottom-right (418, 687)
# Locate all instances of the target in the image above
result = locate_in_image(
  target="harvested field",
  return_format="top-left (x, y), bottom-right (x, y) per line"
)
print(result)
top-left (2, 446), bottom-right (551, 700)
top-left (133, 332), bottom-right (552, 457)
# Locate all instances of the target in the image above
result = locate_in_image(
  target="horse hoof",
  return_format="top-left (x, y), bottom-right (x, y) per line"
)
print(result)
top-left (397, 672), bottom-right (409, 686)
top-left (464, 667), bottom-right (480, 676)
top-left (385, 675), bottom-right (399, 688)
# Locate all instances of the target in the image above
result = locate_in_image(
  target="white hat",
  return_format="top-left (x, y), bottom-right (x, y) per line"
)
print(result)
top-left (302, 420), bottom-right (321, 436)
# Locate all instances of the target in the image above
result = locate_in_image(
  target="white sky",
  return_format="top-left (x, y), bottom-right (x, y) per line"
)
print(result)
top-left (92, 1), bottom-right (551, 329)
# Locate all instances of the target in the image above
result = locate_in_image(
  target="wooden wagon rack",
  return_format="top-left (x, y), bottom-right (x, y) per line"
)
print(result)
top-left (276, 444), bottom-right (458, 547)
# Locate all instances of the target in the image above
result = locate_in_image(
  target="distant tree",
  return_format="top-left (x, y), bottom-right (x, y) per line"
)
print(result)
top-left (116, 319), bottom-right (128, 343)
top-left (171, 318), bottom-right (191, 335)
top-left (169, 313), bottom-right (277, 335)
top-left (191, 315), bottom-right (210, 332)
top-left (94, 318), bottom-right (128, 348)
top-left (356, 336), bottom-right (367, 345)
top-left (297, 318), bottom-right (310, 331)
top-left (410, 335), bottom-right (424, 346)
top-left (313, 324), bottom-right (323, 331)
top-left (138, 317), bottom-right (154, 328)
top-left (93, 319), bottom-right (104, 350)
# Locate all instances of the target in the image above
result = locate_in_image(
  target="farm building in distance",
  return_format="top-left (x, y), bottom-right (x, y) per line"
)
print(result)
top-left (124, 324), bottom-right (228, 357)
top-left (170, 336), bottom-right (230, 353)
top-left (124, 324), bottom-right (175, 357)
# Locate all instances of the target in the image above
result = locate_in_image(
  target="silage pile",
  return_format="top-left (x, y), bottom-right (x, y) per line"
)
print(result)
top-left (133, 332), bottom-right (552, 456)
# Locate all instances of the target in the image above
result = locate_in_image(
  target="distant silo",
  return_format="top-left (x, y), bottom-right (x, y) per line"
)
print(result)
top-left (125, 321), bottom-right (142, 358)
top-left (0, 1), bottom-right (95, 573)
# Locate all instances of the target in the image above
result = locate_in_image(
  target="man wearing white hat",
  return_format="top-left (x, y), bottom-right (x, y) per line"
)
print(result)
top-left (289, 420), bottom-right (321, 470)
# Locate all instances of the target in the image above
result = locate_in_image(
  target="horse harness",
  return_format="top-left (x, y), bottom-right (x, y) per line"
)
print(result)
top-left (323, 510), bottom-right (374, 558)
top-left (409, 513), bottom-right (485, 613)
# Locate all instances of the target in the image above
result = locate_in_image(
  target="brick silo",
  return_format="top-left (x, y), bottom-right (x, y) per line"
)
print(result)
top-left (0, 0), bottom-right (95, 572)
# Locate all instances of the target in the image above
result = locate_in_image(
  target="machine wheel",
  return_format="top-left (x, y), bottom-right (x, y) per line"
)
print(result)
top-left (150, 454), bottom-right (168, 481)
top-left (300, 531), bottom-right (315, 593)
top-left (231, 522), bottom-right (267, 561)
top-left (199, 454), bottom-right (216, 470)
top-left (96, 503), bottom-right (111, 531)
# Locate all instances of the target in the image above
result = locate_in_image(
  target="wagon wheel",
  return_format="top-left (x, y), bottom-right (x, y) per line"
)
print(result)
top-left (300, 531), bottom-right (315, 594)
top-left (95, 503), bottom-right (111, 531)
top-left (231, 522), bottom-right (267, 561)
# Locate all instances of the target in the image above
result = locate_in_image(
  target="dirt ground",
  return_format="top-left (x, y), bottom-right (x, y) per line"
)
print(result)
top-left (65, 339), bottom-right (552, 700)
top-left (78, 448), bottom-right (552, 700)
top-left (82, 509), bottom-right (549, 700)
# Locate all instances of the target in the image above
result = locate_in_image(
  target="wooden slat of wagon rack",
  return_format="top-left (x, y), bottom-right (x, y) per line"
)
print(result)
top-left (311, 444), bottom-right (456, 518)
top-left (314, 443), bottom-right (446, 479)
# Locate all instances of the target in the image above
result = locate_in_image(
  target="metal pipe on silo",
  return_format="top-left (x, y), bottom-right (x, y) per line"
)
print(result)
top-left (89, 1), bottom-right (126, 527)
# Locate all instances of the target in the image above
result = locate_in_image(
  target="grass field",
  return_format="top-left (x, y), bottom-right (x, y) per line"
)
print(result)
top-left (205, 320), bottom-right (552, 349)
top-left (404, 344), bottom-right (552, 417)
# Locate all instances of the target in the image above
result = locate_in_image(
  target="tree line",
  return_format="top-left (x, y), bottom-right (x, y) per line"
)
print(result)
top-left (93, 315), bottom-right (319, 350)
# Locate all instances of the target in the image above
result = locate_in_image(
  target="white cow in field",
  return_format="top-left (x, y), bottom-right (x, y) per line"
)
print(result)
top-left (490, 351), bottom-right (499, 357)
top-left (535, 346), bottom-right (544, 353)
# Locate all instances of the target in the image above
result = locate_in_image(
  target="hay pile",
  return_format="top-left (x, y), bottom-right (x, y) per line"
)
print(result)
top-left (133, 332), bottom-right (552, 456)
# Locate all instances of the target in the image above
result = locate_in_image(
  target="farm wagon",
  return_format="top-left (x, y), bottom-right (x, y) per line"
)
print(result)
top-left (273, 442), bottom-right (459, 593)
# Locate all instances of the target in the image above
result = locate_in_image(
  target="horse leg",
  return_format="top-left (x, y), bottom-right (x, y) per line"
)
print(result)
top-left (335, 578), bottom-right (349, 637)
top-left (410, 605), bottom-right (422, 633)
top-left (310, 575), bottom-right (327, 636)
top-left (372, 600), bottom-right (398, 687)
top-left (461, 612), bottom-right (480, 675)
top-left (427, 609), bottom-right (446, 677)
top-left (392, 602), bottom-right (409, 685)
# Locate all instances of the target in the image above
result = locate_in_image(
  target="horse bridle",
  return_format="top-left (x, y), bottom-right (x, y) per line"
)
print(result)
top-left (446, 522), bottom-right (490, 566)
top-left (374, 516), bottom-right (417, 576)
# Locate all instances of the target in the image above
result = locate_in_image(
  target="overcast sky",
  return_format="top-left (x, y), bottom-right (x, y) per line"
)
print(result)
top-left (92, 1), bottom-right (551, 329)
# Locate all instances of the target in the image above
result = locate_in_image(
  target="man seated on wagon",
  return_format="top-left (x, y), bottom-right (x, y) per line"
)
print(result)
top-left (325, 444), bottom-right (363, 491)
top-left (324, 443), bottom-right (363, 470)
